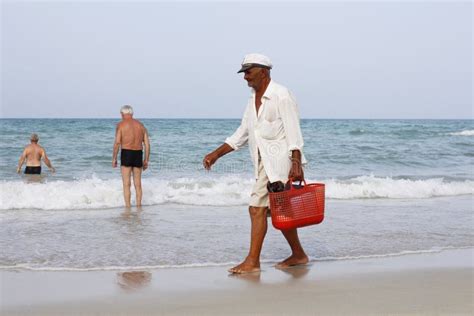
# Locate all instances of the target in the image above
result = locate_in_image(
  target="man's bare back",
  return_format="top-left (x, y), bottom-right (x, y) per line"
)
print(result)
top-left (17, 134), bottom-right (55, 174)
top-left (116, 119), bottom-right (146, 150)
top-left (23, 144), bottom-right (44, 167)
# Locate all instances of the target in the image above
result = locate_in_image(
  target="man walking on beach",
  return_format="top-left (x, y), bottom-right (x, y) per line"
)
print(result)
top-left (203, 53), bottom-right (308, 274)
top-left (17, 133), bottom-right (55, 175)
top-left (113, 105), bottom-right (151, 208)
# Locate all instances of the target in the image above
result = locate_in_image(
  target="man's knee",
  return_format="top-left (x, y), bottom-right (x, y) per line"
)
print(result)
top-left (122, 177), bottom-right (131, 188)
top-left (249, 206), bottom-right (268, 218)
top-left (132, 178), bottom-right (142, 189)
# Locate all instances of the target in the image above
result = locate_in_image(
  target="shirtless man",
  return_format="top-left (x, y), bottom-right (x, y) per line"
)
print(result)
top-left (17, 133), bottom-right (55, 175)
top-left (112, 105), bottom-right (151, 208)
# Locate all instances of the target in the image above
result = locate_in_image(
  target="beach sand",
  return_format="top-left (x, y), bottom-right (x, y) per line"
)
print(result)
top-left (1, 248), bottom-right (472, 315)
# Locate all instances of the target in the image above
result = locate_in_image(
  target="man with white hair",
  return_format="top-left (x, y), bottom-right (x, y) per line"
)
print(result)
top-left (203, 53), bottom-right (309, 274)
top-left (112, 105), bottom-right (151, 208)
top-left (17, 133), bottom-right (55, 174)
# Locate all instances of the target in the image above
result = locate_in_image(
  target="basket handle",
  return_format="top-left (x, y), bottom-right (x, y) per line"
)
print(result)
top-left (287, 178), bottom-right (307, 190)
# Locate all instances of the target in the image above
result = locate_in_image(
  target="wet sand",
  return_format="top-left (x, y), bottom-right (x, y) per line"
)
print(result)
top-left (1, 248), bottom-right (473, 315)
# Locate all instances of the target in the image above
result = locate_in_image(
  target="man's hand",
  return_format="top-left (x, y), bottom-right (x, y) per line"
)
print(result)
top-left (203, 144), bottom-right (233, 170)
top-left (203, 152), bottom-right (219, 170)
top-left (50, 167), bottom-right (56, 174)
top-left (143, 160), bottom-right (149, 171)
top-left (288, 159), bottom-right (304, 182)
top-left (112, 159), bottom-right (117, 168)
top-left (16, 167), bottom-right (21, 174)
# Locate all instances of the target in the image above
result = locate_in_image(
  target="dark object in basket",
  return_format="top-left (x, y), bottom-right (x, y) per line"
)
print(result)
top-left (267, 180), bottom-right (304, 193)
top-left (267, 181), bottom-right (285, 193)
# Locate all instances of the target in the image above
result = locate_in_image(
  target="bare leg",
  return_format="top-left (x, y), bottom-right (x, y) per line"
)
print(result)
top-left (229, 206), bottom-right (268, 274)
top-left (121, 166), bottom-right (132, 208)
top-left (276, 228), bottom-right (309, 269)
top-left (132, 167), bottom-right (143, 207)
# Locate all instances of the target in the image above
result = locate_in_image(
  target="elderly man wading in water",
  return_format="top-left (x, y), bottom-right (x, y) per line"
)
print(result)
top-left (203, 53), bottom-right (309, 274)
top-left (17, 133), bottom-right (55, 175)
top-left (113, 105), bottom-right (151, 208)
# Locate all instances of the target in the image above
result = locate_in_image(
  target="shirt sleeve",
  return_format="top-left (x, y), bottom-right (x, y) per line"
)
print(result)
top-left (278, 93), bottom-right (305, 157)
top-left (225, 104), bottom-right (250, 150)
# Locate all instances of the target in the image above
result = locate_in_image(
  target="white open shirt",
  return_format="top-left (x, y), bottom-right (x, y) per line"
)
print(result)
top-left (225, 80), bottom-right (307, 183)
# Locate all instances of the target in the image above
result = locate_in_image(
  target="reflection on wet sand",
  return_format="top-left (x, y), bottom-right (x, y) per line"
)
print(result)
top-left (228, 271), bottom-right (261, 284)
top-left (276, 264), bottom-right (311, 279)
top-left (117, 271), bottom-right (152, 291)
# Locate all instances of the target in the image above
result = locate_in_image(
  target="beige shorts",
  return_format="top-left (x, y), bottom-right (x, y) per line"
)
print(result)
top-left (249, 160), bottom-right (270, 208)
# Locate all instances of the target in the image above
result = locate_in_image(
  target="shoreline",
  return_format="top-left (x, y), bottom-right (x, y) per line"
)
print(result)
top-left (2, 248), bottom-right (472, 315)
top-left (0, 245), bottom-right (471, 272)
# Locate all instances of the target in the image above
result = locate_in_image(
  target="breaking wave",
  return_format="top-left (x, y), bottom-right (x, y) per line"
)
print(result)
top-left (0, 175), bottom-right (472, 210)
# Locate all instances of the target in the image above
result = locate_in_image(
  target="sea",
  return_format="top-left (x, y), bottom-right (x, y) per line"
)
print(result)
top-left (0, 118), bottom-right (473, 271)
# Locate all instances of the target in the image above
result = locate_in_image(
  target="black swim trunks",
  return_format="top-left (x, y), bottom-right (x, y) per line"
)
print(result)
top-left (25, 166), bottom-right (41, 174)
top-left (121, 149), bottom-right (143, 168)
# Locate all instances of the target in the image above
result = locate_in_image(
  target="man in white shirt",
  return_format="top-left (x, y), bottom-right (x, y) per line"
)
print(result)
top-left (203, 53), bottom-right (309, 274)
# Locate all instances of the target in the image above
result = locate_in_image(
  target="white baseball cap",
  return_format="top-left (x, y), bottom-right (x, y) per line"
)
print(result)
top-left (237, 53), bottom-right (273, 73)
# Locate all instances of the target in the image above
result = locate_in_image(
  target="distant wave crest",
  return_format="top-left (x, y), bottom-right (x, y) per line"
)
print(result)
top-left (0, 175), bottom-right (472, 210)
top-left (448, 130), bottom-right (474, 136)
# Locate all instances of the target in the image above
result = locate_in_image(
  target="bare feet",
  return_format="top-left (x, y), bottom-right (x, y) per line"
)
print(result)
top-left (275, 254), bottom-right (309, 269)
top-left (228, 258), bottom-right (260, 274)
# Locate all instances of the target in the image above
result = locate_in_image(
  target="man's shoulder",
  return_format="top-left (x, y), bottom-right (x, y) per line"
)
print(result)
top-left (269, 82), bottom-right (296, 106)
top-left (25, 144), bottom-right (36, 149)
top-left (25, 144), bottom-right (43, 152)
top-left (269, 81), bottom-right (292, 98)
top-left (133, 119), bottom-right (146, 129)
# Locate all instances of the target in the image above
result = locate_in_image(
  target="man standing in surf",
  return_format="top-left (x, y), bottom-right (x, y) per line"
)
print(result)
top-left (112, 105), bottom-right (151, 208)
top-left (17, 133), bottom-right (56, 175)
top-left (203, 53), bottom-right (308, 274)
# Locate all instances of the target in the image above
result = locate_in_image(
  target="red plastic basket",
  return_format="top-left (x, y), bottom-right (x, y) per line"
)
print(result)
top-left (269, 180), bottom-right (325, 230)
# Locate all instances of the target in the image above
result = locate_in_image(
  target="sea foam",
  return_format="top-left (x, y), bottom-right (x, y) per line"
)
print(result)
top-left (0, 175), bottom-right (472, 210)
top-left (448, 130), bottom-right (474, 136)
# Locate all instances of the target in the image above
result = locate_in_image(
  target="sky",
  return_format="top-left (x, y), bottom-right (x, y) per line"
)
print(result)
top-left (1, 1), bottom-right (472, 119)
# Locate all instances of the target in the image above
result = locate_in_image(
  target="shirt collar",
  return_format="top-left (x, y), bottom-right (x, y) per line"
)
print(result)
top-left (262, 80), bottom-right (275, 100)
top-left (251, 80), bottom-right (276, 100)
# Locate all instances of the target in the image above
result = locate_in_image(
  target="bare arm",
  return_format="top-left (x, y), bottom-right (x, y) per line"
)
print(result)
top-left (42, 149), bottom-right (55, 173)
top-left (17, 149), bottom-right (27, 173)
top-left (203, 143), bottom-right (234, 170)
top-left (288, 149), bottom-right (304, 181)
top-left (143, 128), bottom-right (150, 170)
top-left (112, 124), bottom-right (121, 168)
